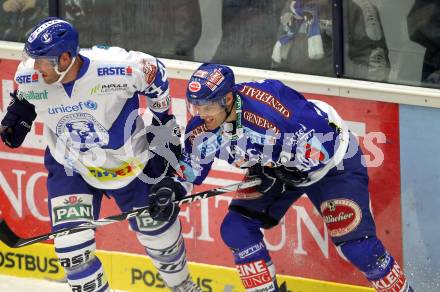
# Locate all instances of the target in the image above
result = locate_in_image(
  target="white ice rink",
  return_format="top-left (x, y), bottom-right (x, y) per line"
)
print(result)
top-left (0, 275), bottom-right (125, 292)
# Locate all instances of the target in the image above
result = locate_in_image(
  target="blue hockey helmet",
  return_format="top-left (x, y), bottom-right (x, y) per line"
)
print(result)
top-left (186, 63), bottom-right (235, 107)
top-left (24, 17), bottom-right (79, 61)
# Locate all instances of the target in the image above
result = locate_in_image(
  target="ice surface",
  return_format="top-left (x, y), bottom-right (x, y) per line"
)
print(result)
top-left (0, 275), bottom-right (125, 292)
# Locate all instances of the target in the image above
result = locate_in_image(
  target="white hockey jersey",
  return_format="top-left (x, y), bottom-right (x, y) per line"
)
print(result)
top-left (15, 46), bottom-right (171, 189)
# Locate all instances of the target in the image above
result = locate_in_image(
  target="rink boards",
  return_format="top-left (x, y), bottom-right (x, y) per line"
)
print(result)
top-left (0, 242), bottom-right (373, 291)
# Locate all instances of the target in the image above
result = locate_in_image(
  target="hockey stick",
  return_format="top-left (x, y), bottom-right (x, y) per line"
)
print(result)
top-left (0, 178), bottom-right (260, 248)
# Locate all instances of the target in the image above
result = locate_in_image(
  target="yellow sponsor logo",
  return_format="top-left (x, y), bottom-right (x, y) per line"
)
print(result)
top-left (87, 159), bottom-right (144, 182)
top-left (0, 242), bottom-right (374, 292)
top-left (0, 242), bottom-right (64, 281)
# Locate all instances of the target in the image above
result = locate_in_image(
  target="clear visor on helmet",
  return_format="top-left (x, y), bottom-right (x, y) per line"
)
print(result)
top-left (22, 50), bottom-right (58, 69)
top-left (187, 99), bottom-right (227, 118)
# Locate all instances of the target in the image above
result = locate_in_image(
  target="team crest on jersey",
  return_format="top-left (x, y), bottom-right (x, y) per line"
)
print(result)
top-left (56, 113), bottom-right (109, 150)
top-left (141, 60), bottom-right (157, 85)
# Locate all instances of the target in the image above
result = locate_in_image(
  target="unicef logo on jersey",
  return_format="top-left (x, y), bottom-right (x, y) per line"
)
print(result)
top-left (84, 100), bottom-right (98, 110)
top-left (56, 113), bottom-right (109, 151)
top-left (48, 100), bottom-right (97, 115)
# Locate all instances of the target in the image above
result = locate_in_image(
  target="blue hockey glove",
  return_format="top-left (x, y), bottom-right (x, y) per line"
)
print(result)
top-left (1, 91), bottom-right (37, 148)
top-left (148, 177), bottom-right (185, 222)
top-left (246, 165), bottom-right (286, 195)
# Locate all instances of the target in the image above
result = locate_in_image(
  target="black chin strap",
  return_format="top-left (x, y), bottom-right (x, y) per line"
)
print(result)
top-left (222, 100), bottom-right (234, 124)
top-left (221, 93), bottom-right (244, 141)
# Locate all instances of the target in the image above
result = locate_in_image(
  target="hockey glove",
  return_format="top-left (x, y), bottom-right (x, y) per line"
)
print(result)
top-left (1, 91), bottom-right (37, 148)
top-left (273, 166), bottom-right (309, 186)
top-left (246, 165), bottom-right (286, 195)
top-left (148, 177), bottom-right (185, 222)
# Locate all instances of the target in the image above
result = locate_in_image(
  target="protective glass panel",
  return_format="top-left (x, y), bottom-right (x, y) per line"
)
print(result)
top-left (343, 0), bottom-right (440, 89)
top-left (59, 0), bottom-right (202, 60)
top-left (0, 0), bottom-right (49, 42)
top-left (271, 0), bottom-right (335, 77)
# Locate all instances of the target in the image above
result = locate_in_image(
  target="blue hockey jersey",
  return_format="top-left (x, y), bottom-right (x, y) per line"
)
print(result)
top-left (180, 79), bottom-right (350, 187)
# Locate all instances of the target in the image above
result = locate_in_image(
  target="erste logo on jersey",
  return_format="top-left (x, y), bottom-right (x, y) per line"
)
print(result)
top-left (97, 65), bottom-right (133, 76)
top-left (16, 72), bottom-right (39, 84)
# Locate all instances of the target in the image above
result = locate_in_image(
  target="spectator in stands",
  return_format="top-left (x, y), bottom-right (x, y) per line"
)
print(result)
top-left (126, 0), bottom-right (202, 60)
top-left (60, 0), bottom-right (119, 48)
top-left (212, 0), bottom-right (284, 69)
top-left (407, 0), bottom-right (440, 86)
top-left (60, 0), bottom-right (202, 61)
top-left (272, 0), bottom-right (390, 81)
top-left (0, 0), bottom-right (47, 42)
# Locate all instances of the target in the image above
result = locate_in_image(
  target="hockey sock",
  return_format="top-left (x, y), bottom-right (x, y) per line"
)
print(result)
top-left (66, 257), bottom-right (109, 292)
top-left (341, 236), bottom-right (413, 292)
top-left (137, 220), bottom-right (192, 288)
top-left (221, 211), bottom-right (278, 291)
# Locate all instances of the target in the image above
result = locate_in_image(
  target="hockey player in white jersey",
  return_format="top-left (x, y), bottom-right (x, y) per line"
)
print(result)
top-left (0, 17), bottom-right (200, 292)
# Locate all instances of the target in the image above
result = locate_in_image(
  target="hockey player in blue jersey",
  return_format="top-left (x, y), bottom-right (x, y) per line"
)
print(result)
top-left (0, 17), bottom-right (201, 292)
top-left (148, 63), bottom-right (414, 292)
